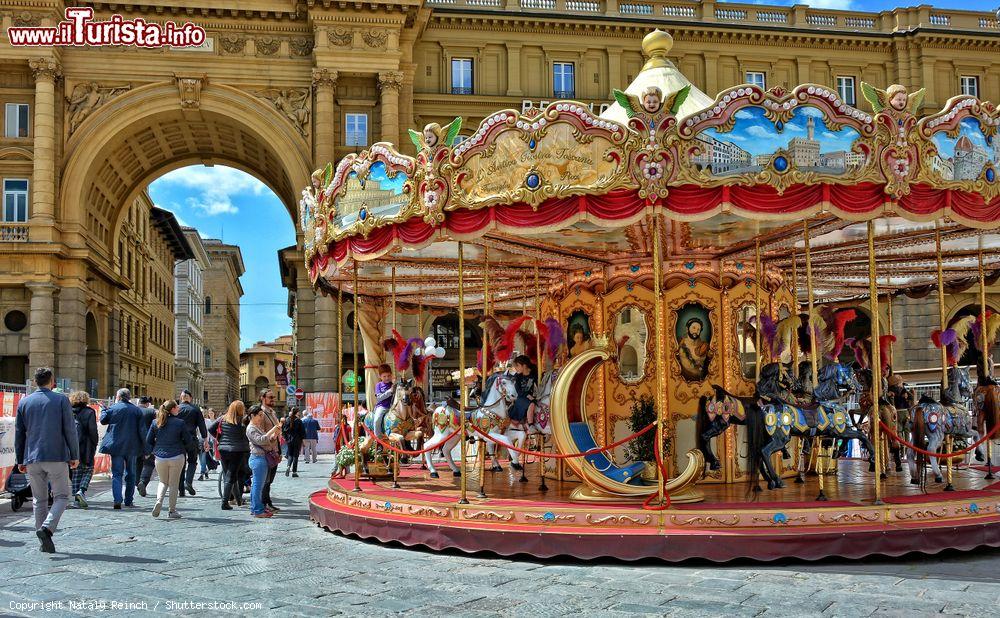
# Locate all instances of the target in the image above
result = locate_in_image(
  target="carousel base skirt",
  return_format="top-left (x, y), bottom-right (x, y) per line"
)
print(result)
top-left (309, 460), bottom-right (1000, 563)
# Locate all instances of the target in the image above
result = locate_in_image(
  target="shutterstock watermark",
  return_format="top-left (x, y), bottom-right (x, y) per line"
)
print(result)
top-left (7, 7), bottom-right (206, 48)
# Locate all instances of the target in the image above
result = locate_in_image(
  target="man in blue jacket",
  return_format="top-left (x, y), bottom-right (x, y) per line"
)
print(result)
top-left (99, 388), bottom-right (145, 509)
top-left (14, 367), bottom-right (79, 553)
top-left (301, 411), bottom-right (321, 464)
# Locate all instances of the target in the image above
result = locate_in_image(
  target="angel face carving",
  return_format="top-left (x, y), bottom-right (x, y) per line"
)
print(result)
top-left (889, 88), bottom-right (908, 113)
top-left (641, 86), bottom-right (663, 114)
top-left (422, 126), bottom-right (440, 149)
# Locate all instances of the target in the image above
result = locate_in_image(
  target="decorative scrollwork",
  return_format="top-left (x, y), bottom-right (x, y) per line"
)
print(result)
top-left (669, 514), bottom-right (740, 527)
top-left (585, 513), bottom-right (652, 526)
top-left (524, 512), bottom-right (576, 523)
top-left (218, 35), bottom-right (246, 55)
top-left (463, 510), bottom-right (515, 522)
top-left (892, 507), bottom-right (949, 520)
top-left (328, 28), bottom-right (353, 47)
top-left (254, 37), bottom-right (280, 56)
top-left (817, 511), bottom-right (882, 524)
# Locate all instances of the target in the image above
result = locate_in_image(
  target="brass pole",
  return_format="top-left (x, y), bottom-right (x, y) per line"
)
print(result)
top-left (754, 239), bottom-right (763, 377)
top-left (867, 220), bottom-right (883, 504)
top-left (478, 246), bottom-right (489, 498)
top-left (337, 284), bottom-right (344, 459)
top-left (458, 242), bottom-right (469, 504)
top-left (979, 236), bottom-right (995, 480)
top-left (805, 220), bottom-right (824, 500)
top-left (652, 213), bottom-right (667, 505)
top-left (936, 222), bottom-right (948, 390)
top-left (886, 287), bottom-right (894, 369)
top-left (352, 261), bottom-right (362, 492)
top-left (791, 249), bottom-right (799, 378)
top-left (391, 266), bottom-right (397, 379)
top-left (535, 261), bottom-right (548, 491)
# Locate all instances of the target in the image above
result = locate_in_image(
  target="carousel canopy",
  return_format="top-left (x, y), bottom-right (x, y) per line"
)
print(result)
top-left (299, 30), bottom-right (1000, 308)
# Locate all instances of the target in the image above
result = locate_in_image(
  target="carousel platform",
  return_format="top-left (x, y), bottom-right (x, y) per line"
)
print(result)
top-left (309, 459), bottom-right (1000, 563)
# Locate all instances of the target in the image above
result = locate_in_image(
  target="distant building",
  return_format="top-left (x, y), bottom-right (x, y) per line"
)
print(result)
top-left (202, 240), bottom-right (245, 413)
top-left (693, 134), bottom-right (752, 174)
top-left (788, 116), bottom-right (821, 168)
top-left (931, 155), bottom-right (955, 180)
top-left (819, 150), bottom-right (847, 169)
top-left (240, 335), bottom-right (294, 414)
top-left (752, 153), bottom-right (772, 167)
top-left (953, 135), bottom-right (990, 180)
top-left (174, 228), bottom-right (211, 404)
top-left (845, 151), bottom-right (866, 170)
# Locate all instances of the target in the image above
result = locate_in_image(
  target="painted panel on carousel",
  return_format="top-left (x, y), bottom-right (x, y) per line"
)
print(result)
top-left (325, 144), bottom-right (416, 239)
top-left (679, 84), bottom-right (876, 192)
top-left (613, 305), bottom-right (649, 384)
top-left (449, 105), bottom-right (632, 210)
top-left (918, 96), bottom-right (1000, 199)
top-left (566, 309), bottom-right (594, 359)
top-left (675, 302), bottom-right (713, 382)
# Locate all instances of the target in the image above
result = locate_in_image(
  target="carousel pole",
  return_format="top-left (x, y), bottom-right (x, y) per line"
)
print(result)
top-left (352, 261), bottom-right (362, 492)
top-left (867, 221), bottom-right (883, 504)
top-left (979, 236), bottom-right (995, 480)
top-left (804, 219), bottom-right (825, 501)
top-left (791, 249), bottom-right (799, 378)
top-left (390, 266), bottom-right (400, 489)
top-left (337, 284), bottom-right (344, 461)
top-left (535, 262), bottom-right (548, 491)
top-left (935, 222), bottom-right (955, 492)
top-left (652, 212), bottom-right (667, 505)
top-left (754, 239), bottom-right (763, 377)
top-left (477, 247), bottom-right (489, 499)
top-left (458, 242), bottom-right (470, 504)
top-left (517, 269), bottom-right (529, 484)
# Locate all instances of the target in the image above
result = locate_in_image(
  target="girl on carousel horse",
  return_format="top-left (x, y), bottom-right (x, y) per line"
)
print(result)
top-left (509, 354), bottom-right (538, 428)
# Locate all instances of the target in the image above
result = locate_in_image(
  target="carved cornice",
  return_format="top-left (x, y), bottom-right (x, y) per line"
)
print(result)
top-left (311, 68), bottom-right (338, 89)
top-left (28, 58), bottom-right (61, 82)
top-left (378, 71), bottom-right (404, 93)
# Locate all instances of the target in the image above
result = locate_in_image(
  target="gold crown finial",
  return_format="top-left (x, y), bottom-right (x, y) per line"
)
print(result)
top-left (641, 30), bottom-right (673, 70)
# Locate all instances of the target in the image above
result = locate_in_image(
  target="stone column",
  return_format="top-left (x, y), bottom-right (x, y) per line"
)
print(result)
top-left (296, 278), bottom-right (316, 392)
top-left (378, 71), bottom-right (403, 144)
top-left (28, 58), bottom-right (61, 237)
top-left (108, 308), bottom-right (120, 392)
top-left (26, 282), bottom-right (56, 373)
top-left (399, 63), bottom-right (416, 153)
top-left (56, 285), bottom-right (87, 391)
top-left (312, 68), bottom-right (338, 168)
top-left (607, 47), bottom-right (622, 94)
top-left (313, 290), bottom-right (338, 392)
top-left (703, 52), bottom-right (719, 97)
top-left (506, 43), bottom-right (523, 97)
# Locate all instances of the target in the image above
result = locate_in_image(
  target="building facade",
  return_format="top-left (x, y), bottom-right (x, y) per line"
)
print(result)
top-left (174, 227), bottom-right (210, 404)
top-left (1, 2), bottom-right (999, 394)
top-left (239, 335), bottom-right (294, 414)
top-left (201, 240), bottom-right (244, 412)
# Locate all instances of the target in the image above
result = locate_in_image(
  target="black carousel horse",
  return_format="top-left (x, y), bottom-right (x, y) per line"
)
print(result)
top-left (746, 362), bottom-right (875, 492)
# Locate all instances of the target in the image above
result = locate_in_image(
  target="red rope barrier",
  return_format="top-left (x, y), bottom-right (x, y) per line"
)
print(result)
top-left (877, 420), bottom-right (1000, 459)
top-left (368, 428), bottom-right (462, 456)
top-left (469, 421), bottom-right (655, 459)
top-left (642, 426), bottom-right (672, 511)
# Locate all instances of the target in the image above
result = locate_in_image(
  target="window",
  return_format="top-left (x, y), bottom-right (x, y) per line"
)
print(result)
top-left (745, 72), bottom-right (766, 90)
top-left (202, 390), bottom-right (208, 403)
top-left (258, 360), bottom-right (265, 367)
top-left (960, 76), bottom-right (979, 98)
top-left (204, 348), bottom-right (211, 369)
top-left (345, 113), bottom-right (368, 148)
top-left (553, 62), bottom-right (575, 98)
top-left (3, 179), bottom-right (28, 222)
top-left (836, 76), bottom-right (856, 106)
top-left (4, 103), bottom-right (29, 138)
top-left (451, 58), bottom-right (473, 95)
top-left (204, 296), bottom-right (211, 315)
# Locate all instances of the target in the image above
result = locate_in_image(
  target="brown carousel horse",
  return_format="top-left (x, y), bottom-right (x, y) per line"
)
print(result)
top-left (973, 357), bottom-right (1000, 478)
top-left (856, 368), bottom-right (900, 476)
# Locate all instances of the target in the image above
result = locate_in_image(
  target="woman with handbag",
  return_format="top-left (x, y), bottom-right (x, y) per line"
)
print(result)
top-left (208, 401), bottom-right (250, 510)
top-left (246, 405), bottom-right (282, 519)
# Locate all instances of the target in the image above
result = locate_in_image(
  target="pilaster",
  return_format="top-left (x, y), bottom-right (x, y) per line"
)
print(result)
top-left (28, 58), bottom-right (61, 242)
top-left (312, 68), bottom-right (338, 168)
top-left (506, 43), bottom-right (523, 97)
top-left (313, 290), bottom-right (338, 392)
top-left (26, 281), bottom-right (56, 373)
top-left (378, 71), bottom-right (403, 144)
top-left (57, 284), bottom-right (87, 391)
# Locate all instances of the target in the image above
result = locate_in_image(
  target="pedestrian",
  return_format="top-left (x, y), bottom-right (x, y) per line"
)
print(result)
top-left (69, 391), bottom-right (98, 509)
top-left (283, 408), bottom-right (305, 477)
top-left (258, 389), bottom-right (282, 512)
top-left (279, 414), bottom-right (289, 457)
top-left (246, 405), bottom-right (282, 519)
top-left (208, 401), bottom-right (250, 510)
top-left (176, 390), bottom-right (208, 496)
top-left (302, 411), bottom-right (320, 464)
top-left (145, 400), bottom-right (195, 519)
top-left (14, 368), bottom-right (79, 553)
top-left (99, 388), bottom-right (146, 509)
top-left (198, 408), bottom-right (216, 480)
top-left (136, 396), bottom-right (157, 497)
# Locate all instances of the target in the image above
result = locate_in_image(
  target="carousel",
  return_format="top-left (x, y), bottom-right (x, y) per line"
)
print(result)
top-left (304, 30), bottom-right (1000, 561)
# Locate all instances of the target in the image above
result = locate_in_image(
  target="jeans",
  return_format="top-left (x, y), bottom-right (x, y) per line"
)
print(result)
top-left (303, 439), bottom-right (318, 463)
top-left (285, 442), bottom-right (301, 474)
top-left (137, 454), bottom-right (155, 485)
top-left (27, 462), bottom-right (70, 533)
top-left (262, 460), bottom-right (278, 507)
top-left (110, 455), bottom-right (137, 506)
top-left (153, 454), bottom-right (185, 514)
top-left (70, 463), bottom-right (94, 496)
top-left (198, 450), bottom-right (208, 474)
top-left (220, 450), bottom-right (247, 504)
top-left (248, 454), bottom-right (268, 515)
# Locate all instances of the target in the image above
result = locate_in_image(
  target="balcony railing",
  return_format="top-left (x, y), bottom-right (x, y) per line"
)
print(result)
top-left (429, 0), bottom-right (1000, 34)
top-left (451, 86), bottom-right (473, 95)
top-left (553, 90), bottom-right (576, 99)
top-left (0, 223), bottom-right (28, 242)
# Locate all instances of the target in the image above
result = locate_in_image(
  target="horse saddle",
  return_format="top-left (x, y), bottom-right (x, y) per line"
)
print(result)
top-left (793, 404), bottom-right (830, 433)
top-left (706, 398), bottom-right (745, 423)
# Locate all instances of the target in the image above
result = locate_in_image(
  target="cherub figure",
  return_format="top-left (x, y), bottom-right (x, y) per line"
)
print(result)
top-left (613, 84), bottom-right (691, 200)
top-left (613, 84), bottom-right (690, 121)
top-left (861, 82), bottom-right (926, 117)
top-left (408, 118), bottom-right (462, 152)
top-left (860, 83), bottom-right (926, 197)
top-left (641, 86), bottom-right (663, 114)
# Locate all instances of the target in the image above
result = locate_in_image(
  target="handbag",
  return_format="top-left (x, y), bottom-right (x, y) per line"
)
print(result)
top-left (265, 449), bottom-right (281, 468)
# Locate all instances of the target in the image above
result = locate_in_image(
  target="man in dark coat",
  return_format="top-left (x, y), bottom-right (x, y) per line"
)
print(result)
top-left (135, 396), bottom-right (157, 497)
top-left (177, 389), bottom-right (207, 496)
top-left (99, 388), bottom-right (145, 509)
top-left (70, 391), bottom-right (99, 508)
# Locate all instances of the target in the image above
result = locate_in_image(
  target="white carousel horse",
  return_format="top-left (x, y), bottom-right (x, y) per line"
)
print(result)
top-left (422, 370), bottom-right (521, 476)
top-left (526, 368), bottom-right (559, 472)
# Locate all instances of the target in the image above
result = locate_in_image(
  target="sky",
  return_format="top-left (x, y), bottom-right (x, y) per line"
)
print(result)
top-left (147, 166), bottom-right (295, 351)
top-left (706, 106), bottom-right (861, 156)
top-left (726, 0), bottom-right (998, 10)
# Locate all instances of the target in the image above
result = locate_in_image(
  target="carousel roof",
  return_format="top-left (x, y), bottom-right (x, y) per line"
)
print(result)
top-left (299, 29), bottom-right (1000, 309)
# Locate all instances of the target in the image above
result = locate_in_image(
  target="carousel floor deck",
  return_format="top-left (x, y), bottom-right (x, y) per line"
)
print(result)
top-left (309, 458), bottom-right (1000, 562)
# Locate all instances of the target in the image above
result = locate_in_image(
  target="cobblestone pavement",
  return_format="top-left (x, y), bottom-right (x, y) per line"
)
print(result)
top-left (1, 455), bottom-right (999, 617)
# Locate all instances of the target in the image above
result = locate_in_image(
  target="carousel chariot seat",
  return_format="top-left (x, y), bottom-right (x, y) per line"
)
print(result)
top-left (569, 422), bottom-right (646, 485)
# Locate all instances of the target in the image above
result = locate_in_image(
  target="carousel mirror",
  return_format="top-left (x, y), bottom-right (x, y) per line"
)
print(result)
top-left (737, 303), bottom-right (758, 380)
top-left (613, 305), bottom-right (648, 383)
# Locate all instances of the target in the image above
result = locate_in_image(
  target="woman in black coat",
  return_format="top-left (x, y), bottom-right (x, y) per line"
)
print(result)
top-left (207, 401), bottom-right (251, 510)
top-left (283, 409), bottom-right (306, 477)
top-left (69, 391), bottom-right (100, 508)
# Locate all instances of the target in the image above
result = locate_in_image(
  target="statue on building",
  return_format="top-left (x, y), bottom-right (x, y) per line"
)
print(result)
top-left (67, 82), bottom-right (130, 135)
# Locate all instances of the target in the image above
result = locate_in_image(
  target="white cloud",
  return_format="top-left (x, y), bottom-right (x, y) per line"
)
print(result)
top-left (798, 106), bottom-right (826, 118)
top-left (746, 125), bottom-right (774, 138)
top-left (822, 131), bottom-right (839, 139)
top-left (784, 123), bottom-right (804, 133)
top-left (735, 109), bottom-right (755, 120)
top-left (153, 165), bottom-right (269, 216)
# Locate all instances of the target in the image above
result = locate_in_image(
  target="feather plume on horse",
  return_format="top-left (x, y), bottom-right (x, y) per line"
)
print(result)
top-left (543, 317), bottom-right (565, 361)
top-left (774, 315), bottom-right (801, 363)
top-left (825, 308), bottom-right (857, 361)
top-left (382, 329), bottom-right (409, 371)
top-left (759, 314), bottom-right (779, 362)
top-left (500, 315), bottom-right (534, 362)
top-left (797, 311), bottom-right (831, 358)
top-left (950, 315), bottom-right (976, 365)
top-left (480, 316), bottom-right (506, 361)
top-left (879, 335), bottom-right (896, 374)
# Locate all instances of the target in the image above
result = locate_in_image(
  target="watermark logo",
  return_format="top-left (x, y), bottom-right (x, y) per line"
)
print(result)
top-left (7, 7), bottom-right (206, 48)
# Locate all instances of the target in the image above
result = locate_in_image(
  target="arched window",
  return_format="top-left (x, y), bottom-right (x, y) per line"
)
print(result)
top-left (204, 348), bottom-right (211, 369)
top-left (205, 296), bottom-right (212, 315)
top-left (620, 345), bottom-right (639, 380)
top-left (431, 314), bottom-right (482, 349)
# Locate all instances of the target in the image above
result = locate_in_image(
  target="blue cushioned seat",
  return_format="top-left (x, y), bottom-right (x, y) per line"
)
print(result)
top-left (569, 422), bottom-right (646, 485)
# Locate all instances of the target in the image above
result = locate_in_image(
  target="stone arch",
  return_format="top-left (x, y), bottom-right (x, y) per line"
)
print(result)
top-left (59, 80), bottom-right (312, 268)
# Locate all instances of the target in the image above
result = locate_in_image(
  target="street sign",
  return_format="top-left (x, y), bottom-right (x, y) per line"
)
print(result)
top-left (295, 388), bottom-right (304, 399)
top-left (286, 385), bottom-right (296, 396)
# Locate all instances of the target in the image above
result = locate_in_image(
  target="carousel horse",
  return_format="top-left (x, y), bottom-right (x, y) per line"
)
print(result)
top-left (695, 384), bottom-right (753, 471)
top-left (527, 368), bottom-right (559, 439)
top-left (360, 378), bottom-right (425, 455)
top-left (908, 366), bottom-right (981, 485)
top-left (422, 370), bottom-right (522, 477)
top-left (856, 368), bottom-right (901, 474)
top-left (746, 362), bottom-right (875, 491)
top-left (973, 367), bottom-right (1000, 475)
top-left (797, 362), bottom-right (863, 477)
